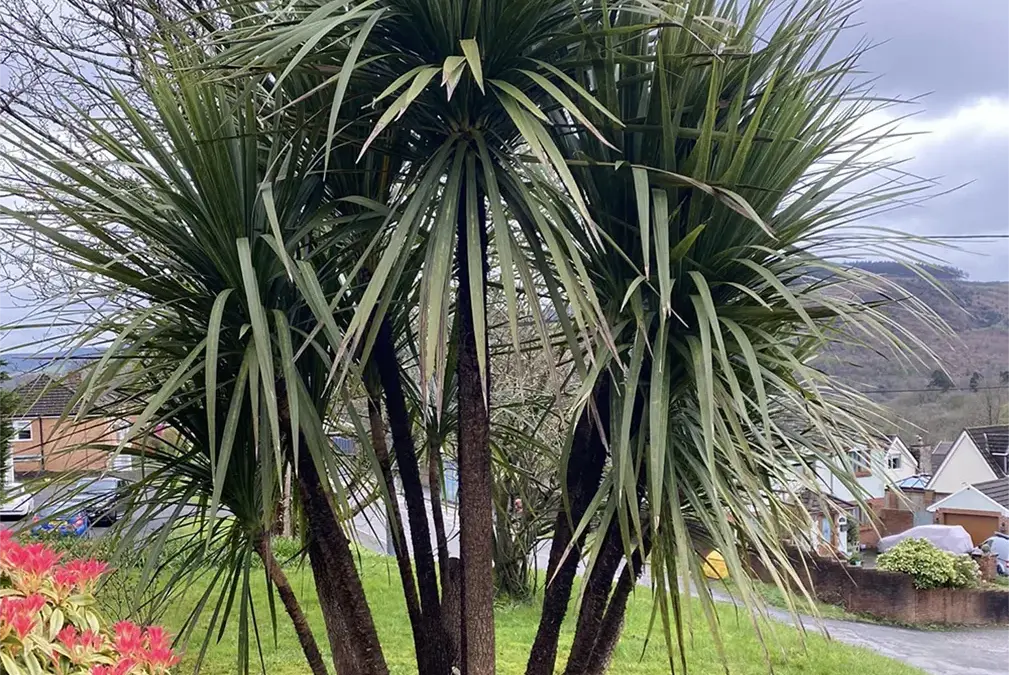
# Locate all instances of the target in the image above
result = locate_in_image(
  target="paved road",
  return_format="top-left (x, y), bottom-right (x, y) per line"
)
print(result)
top-left (705, 586), bottom-right (1009, 675)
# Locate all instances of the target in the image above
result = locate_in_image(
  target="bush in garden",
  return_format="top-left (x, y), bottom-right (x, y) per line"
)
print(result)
top-left (877, 538), bottom-right (979, 589)
top-left (0, 530), bottom-right (180, 674)
top-left (950, 554), bottom-right (982, 589)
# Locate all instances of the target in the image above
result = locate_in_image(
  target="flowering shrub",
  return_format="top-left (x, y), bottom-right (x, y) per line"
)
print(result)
top-left (0, 530), bottom-right (180, 675)
top-left (877, 537), bottom-right (981, 589)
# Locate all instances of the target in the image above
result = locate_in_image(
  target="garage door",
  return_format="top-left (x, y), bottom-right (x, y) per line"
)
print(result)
top-left (937, 510), bottom-right (1000, 546)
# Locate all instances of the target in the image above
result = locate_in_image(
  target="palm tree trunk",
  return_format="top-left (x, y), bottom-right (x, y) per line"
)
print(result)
top-left (374, 319), bottom-right (451, 675)
top-left (455, 185), bottom-right (495, 675)
top-left (296, 449), bottom-right (389, 675)
top-left (561, 521), bottom-right (627, 675)
top-left (365, 386), bottom-right (424, 663)
top-left (428, 435), bottom-right (451, 586)
top-left (253, 531), bottom-right (329, 675)
top-left (583, 538), bottom-right (651, 675)
top-left (525, 384), bottom-right (610, 675)
top-left (441, 556), bottom-right (463, 671)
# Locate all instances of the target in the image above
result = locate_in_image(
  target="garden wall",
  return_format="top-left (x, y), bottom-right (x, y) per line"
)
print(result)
top-left (750, 550), bottom-right (1009, 626)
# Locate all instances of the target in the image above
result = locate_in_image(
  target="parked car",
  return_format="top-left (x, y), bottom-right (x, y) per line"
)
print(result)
top-left (0, 483), bottom-right (34, 521)
top-left (31, 505), bottom-right (89, 537)
top-left (981, 533), bottom-right (1009, 576)
top-left (67, 477), bottom-right (126, 526)
top-left (877, 524), bottom-right (974, 555)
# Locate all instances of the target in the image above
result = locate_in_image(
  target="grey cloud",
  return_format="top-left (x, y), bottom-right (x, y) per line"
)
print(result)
top-left (833, 0), bottom-right (1009, 113)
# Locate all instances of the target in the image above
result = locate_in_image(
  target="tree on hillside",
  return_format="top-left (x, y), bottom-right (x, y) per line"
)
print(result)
top-left (929, 369), bottom-right (955, 392)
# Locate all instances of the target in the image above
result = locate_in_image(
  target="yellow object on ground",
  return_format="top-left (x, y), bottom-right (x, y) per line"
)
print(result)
top-left (703, 550), bottom-right (729, 580)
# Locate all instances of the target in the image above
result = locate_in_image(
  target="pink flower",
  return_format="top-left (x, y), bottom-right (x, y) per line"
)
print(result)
top-left (58, 624), bottom-right (80, 648)
top-left (113, 621), bottom-right (145, 660)
top-left (91, 660), bottom-right (137, 675)
top-left (62, 556), bottom-right (108, 589)
top-left (8, 542), bottom-right (62, 576)
top-left (9, 611), bottom-right (35, 640)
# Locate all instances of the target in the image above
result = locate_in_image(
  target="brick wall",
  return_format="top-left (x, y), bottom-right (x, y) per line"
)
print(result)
top-left (12, 416), bottom-right (117, 473)
top-left (750, 549), bottom-right (1009, 626)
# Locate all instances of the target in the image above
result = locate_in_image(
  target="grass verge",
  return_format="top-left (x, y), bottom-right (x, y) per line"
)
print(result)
top-left (158, 550), bottom-right (926, 675)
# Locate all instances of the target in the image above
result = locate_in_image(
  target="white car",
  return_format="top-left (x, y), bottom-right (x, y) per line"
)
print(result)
top-left (981, 533), bottom-right (1009, 576)
top-left (0, 483), bottom-right (34, 520)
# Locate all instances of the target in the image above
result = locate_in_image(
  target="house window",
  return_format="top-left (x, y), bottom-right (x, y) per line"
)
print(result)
top-left (848, 449), bottom-right (870, 475)
top-left (886, 455), bottom-right (901, 470)
top-left (12, 420), bottom-right (32, 441)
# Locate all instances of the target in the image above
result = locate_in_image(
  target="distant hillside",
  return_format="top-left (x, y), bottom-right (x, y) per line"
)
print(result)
top-left (820, 266), bottom-right (1009, 445)
top-left (0, 348), bottom-right (103, 377)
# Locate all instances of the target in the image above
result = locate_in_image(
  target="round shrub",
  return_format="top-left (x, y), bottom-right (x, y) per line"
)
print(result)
top-left (877, 537), bottom-right (980, 589)
top-left (0, 530), bottom-right (180, 674)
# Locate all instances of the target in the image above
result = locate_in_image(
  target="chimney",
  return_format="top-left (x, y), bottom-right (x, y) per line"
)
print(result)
top-left (913, 435), bottom-right (930, 475)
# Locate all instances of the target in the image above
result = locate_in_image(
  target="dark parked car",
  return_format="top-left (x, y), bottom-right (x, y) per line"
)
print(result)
top-left (68, 477), bottom-right (126, 527)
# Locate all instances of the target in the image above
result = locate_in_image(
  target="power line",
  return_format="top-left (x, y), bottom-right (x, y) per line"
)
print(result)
top-left (859, 383), bottom-right (1008, 395)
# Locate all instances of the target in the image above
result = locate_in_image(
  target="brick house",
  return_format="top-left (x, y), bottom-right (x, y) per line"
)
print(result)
top-left (10, 375), bottom-right (128, 474)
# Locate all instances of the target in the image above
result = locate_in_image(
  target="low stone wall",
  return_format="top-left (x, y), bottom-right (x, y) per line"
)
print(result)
top-left (751, 550), bottom-right (1009, 626)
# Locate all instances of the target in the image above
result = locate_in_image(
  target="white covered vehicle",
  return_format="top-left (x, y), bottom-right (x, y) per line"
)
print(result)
top-left (877, 524), bottom-right (974, 555)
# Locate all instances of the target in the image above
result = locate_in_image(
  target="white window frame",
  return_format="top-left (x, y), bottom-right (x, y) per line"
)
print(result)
top-left (886, 454), bottom-right (901, 470)
top-left (12, 420), bottom-right (32, 441)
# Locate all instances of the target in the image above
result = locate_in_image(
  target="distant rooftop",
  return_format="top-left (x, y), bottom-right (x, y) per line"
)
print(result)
top-left (11, 374), bottom-right (81, 418)
top-left (894, 474), bottom-right (932, 490)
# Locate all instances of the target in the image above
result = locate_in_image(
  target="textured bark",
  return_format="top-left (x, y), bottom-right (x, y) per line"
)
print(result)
top-left (374, 320), bottom-right (451, 675)
top-left (525, 384), bottom-right (611, 675)
top-left (297, 450), bottom-right (388, 675)
top-left (441, 557), bottom-right (463, 671)
top-left (561, 522), bottom-right (627, 675)
top-left (456, 187), bottom-right (495, 675)
top-left (583, 539), bottom-right (651, 675)
top-left (428, 436), bottom-right (451, 587)
top-left (254, 532), bottom-right (329, 675)
top-left (366, 387), bottom-right (424, 662)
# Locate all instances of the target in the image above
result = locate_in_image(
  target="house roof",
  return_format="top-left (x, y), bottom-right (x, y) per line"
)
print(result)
top-left (12, 375), bottom-right (80, 418)
top-left (927, 484), bottom-right (1009, 516)
top-left (931, 440), bottom-right (953, 470)
top-left (974, 478), bottom-right (1009, 510)
top-left (894, 474), bottom-right (932, 490)
top-left (965, 426), bottom-right (1009, 478)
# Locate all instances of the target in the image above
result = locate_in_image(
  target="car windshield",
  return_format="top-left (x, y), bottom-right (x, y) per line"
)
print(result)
top-left (73, 479), bottom-right (118, 496)
top-left (35, 504), bottom-right (83, 519)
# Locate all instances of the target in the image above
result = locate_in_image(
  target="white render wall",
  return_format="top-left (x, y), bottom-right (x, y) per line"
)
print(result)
top-left (929, 433), bottom-right (999, 494)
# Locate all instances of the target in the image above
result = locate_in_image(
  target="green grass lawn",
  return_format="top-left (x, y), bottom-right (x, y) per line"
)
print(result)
top-left (708, 578), bottom-right (864, 623)
top-left (161, 552), bottom-right (926, 675)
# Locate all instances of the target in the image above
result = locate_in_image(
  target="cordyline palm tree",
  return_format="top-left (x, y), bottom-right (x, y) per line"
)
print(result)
top-left (223, 2), bottom-right (628, 671)
top-left (0, 41), bottom-right (419, 675)
top-left (519, 2), bottom-right (949, 673)
top-left (1, 2), bottom-right (954, 675)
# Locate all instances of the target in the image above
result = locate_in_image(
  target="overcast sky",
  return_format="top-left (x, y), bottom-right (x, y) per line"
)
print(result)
top-left (833, 0), bottom-right (1009, 281)
top-left (1, 0), bottom-right (1008, 350)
